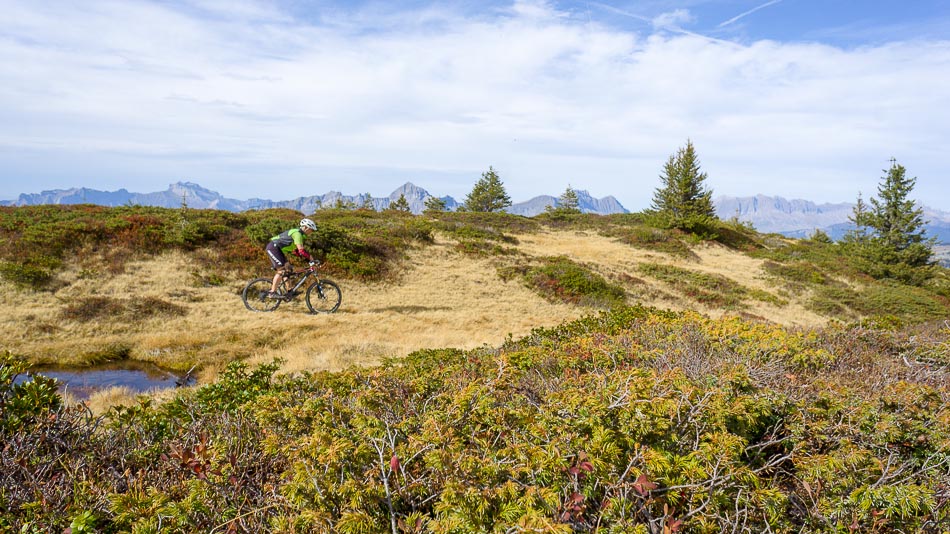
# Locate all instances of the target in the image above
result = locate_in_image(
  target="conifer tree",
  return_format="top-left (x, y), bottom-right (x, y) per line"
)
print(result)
top-left (388, 193), bottom-right (412, 213)
top-left (461, 166), bottom-right (512, 213)
top-left (650, 140), bottom-right (716, 229)
top-left (424, 195), bottom-right (447, 214)
top-left (559, 185), bottom-right (581, 212)
top-left (333, 197), bottom-right (356, 210)
top-left (359, 193), bottom-right (375, 211)
top-left (546, 184), bottom-right (581, 214)
top-left (864, 159), bottom-right (932, 267)
top-left (842, 192), bottom-right (871, 245)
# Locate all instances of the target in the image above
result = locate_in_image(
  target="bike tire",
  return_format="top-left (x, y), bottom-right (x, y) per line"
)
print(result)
top-left (242, 278), bottom-right (282, 312)
top-left (306, 279), bottom-right (342, 314)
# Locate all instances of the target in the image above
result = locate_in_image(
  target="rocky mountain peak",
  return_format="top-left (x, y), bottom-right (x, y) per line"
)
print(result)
top-left (391, 182), bottom-right (429, 200)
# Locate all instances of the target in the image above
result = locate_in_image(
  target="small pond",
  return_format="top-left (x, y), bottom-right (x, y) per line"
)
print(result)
top-left (14, 361), bottom-right (194, 401)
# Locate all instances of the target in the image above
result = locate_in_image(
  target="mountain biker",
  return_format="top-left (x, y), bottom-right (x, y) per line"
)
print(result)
top-left (266, 218), bottom-right (317, 298)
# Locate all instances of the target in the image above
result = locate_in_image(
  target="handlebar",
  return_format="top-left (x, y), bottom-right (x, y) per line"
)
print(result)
top-left (282, 260), bottom-right (321, 277)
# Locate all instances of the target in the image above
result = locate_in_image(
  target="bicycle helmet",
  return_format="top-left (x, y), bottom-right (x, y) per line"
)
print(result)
top-left (300, 218), bottom-right (317, 231)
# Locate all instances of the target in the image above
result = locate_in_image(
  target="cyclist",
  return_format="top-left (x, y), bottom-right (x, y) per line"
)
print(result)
top-left (265, 218), bottom-right (317, 298)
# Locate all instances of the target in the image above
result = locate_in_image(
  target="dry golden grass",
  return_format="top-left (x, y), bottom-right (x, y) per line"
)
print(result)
top-left (245, 234), bottom-right (585, 375)
top-left (3, 239), bottom-right (584, 379)
top-left (516, 229), bottom-right (825, 327)
top-left (84, 386), bottom-right (138, 415)
top-left (4, 228), bottom-right (833, 389)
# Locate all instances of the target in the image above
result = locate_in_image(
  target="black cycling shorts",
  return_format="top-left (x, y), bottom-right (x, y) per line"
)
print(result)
top-left (265, 242), bottom-right (288, 270)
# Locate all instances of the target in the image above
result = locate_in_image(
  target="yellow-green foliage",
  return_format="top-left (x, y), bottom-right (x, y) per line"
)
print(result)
top-left (430, 211), bottom-right (526, 256)
top-left (499, 256), bottom-right (627, 308)
top-left (4, 307), bottom-right (948, 532)
top-left (605, 225), bottom-right (698, 259)
top-left (756, 236), bottom-right (950, 322)
top-left (0, 205), bottom-right (436, 286)
top-left (639, 262), bottom-right (785, 309)
top-left (810, 282), bottom-right (949, 323)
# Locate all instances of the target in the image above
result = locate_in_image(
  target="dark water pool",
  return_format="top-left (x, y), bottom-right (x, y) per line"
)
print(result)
top-left (14, 361), bottom-right (194, 400)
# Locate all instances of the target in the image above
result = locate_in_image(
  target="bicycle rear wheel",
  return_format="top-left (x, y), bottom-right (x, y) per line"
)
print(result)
top-left (242, 278), bottom-right (281, 312)
top-left (306, 279), bottom-right (341, 314)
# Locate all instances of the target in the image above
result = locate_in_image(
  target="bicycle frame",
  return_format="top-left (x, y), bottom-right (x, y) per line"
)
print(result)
top-left (279, 263), bottom-right (318, 299)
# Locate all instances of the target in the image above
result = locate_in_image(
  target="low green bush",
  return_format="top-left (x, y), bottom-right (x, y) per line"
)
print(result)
top-left (3, 309), bottom-right (950, 532)
top-left (763, 260), bottom-right (829, 286)
top-left (0, 261), bottom-right (54, 289)
top-left (501, 256), bottom-right (627, 308)
top-left (60, 296), bottom-right (187, 322)
top-left (606, 225), bottom-right (698, 258)
top-left (0, 206), bottom-right (440, 286)
top-left (432, 211), bottom-right (539, 235)
top-left (809, 282), bottom-right (949, 323)
top-left (0, 352), bottom-right (62, 433)
top-left (433, 212), bottom-right (523, 257)
top-left (243, 216), bottom-right (299, 245)
top-left (639, 262), bottom-right (784, 308)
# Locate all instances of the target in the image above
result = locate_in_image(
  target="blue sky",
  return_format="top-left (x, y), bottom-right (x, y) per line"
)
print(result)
top-left (2, 0), bottom-right (949, 210)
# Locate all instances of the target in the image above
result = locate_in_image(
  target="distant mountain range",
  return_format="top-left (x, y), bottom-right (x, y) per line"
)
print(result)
top-left (715, 194), bottom-right (950, 244)
top-left (5, 183), bottom-right (949, 244)
top-left (0, 181), bottom-right (627, 217)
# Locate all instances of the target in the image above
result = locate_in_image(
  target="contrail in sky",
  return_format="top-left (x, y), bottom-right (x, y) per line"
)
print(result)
top-left (589, 1), bottom-right (652, 24)
top-left (718, 0), bottom-right (783, 27)
top-left (589, 1), bottom-right (740, 47)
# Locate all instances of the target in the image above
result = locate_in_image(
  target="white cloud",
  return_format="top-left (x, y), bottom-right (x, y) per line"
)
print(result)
top-left (0, 0), bottom-right (948, 209)
top-left (652, 9), bottom-right (694, 30)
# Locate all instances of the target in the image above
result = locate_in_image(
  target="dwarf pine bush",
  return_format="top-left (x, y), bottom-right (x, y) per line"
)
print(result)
top-left (4, 308), bottom-right (948, 532)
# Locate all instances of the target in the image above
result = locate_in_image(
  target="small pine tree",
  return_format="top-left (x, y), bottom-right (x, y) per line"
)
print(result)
top-left (388, 193), bottom-right (412, 213)
top-left (424, 195), bottom-right (447, 214)
top-left (336, 197), bottom-right (358, 210)
top-left (809, 229), bottom-right (833, 243)
top-left (842, 192), bottom-right (871, 245)
top-left (864, 159), bottom-right (932, 267)
top-left (545, 184), bottom-right (581, 215)
top-left (359, 193), bottom-right (375, 211)
top-left (461, 166), bottom-right (512, 213)
top-left (172, 192), bottom-right (198, 245)
top-left (650, 140), bottom-right (717, 229)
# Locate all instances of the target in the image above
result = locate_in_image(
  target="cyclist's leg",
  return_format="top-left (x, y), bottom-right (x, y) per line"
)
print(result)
top-left (266, 242), bottom-right (289, 293)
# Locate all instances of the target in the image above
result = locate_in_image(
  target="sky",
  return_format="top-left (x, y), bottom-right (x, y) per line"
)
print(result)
top-left (2, 0), bottom-right (949, 210)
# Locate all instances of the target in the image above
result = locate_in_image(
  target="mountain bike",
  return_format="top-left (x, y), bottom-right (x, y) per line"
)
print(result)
top-left (242, 260), bottom-right (342, 314)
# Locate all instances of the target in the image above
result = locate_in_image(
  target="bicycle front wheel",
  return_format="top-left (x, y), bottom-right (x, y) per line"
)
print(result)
top-left (306, 279), bottom-right (342, 314)
top-left (242, 278), bottom-right (281, 312)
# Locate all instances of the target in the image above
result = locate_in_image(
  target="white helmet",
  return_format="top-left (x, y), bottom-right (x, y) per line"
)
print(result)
top-left (300, 218), bottom-right (317, 231)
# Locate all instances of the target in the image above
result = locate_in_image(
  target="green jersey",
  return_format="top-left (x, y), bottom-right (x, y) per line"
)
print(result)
top-left (270, 228), bottom-right (305, 254)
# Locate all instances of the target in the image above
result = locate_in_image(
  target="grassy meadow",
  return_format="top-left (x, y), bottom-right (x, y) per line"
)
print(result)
top-left (2, 204), bottom-right (950, 532)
